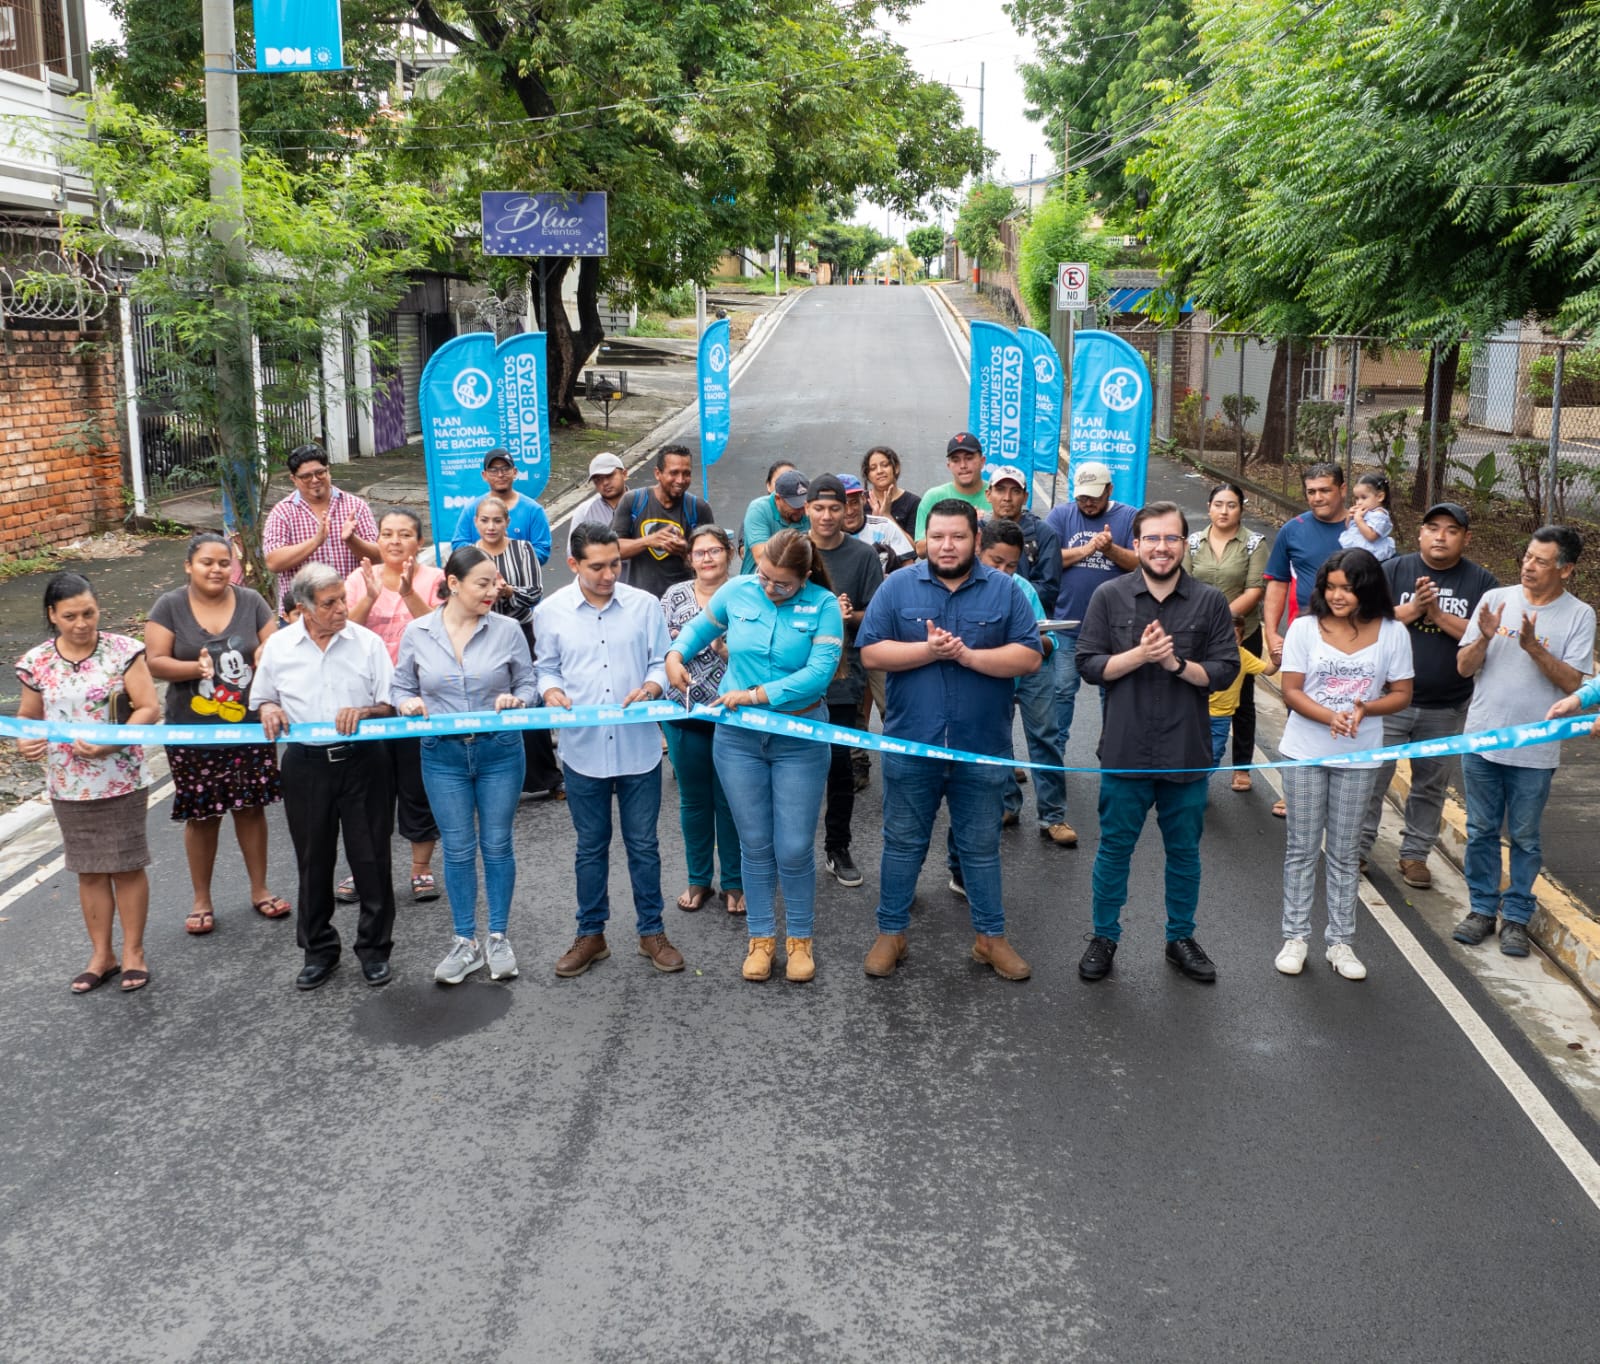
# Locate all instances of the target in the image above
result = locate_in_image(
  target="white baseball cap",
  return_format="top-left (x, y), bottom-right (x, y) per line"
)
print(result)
top-left (1073, 462), bottom-right (1114, 495)
top-left (588, 452), bottom-right (625, 478)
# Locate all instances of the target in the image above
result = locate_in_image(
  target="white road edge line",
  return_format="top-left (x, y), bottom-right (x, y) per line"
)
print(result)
top-left (0, 782), bottom-right (175, 913)
top-left (925, 285), bottom-right (970, 382)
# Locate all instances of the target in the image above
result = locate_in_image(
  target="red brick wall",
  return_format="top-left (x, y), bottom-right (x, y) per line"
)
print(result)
top-left (0, 325), bottom-right (125, 554)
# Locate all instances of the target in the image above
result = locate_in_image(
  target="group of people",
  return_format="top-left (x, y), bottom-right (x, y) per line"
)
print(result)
top-left (15, 435), bottom-right (1599, 997)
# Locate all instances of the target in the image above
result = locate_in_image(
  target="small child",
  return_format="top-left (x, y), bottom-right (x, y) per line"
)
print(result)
top-left (1340, 472), bottom-right (1396, 561)
top-left (280, 590), bottom-right (302, 627)
top-left (1211, 618), bottom-right (1278, 770)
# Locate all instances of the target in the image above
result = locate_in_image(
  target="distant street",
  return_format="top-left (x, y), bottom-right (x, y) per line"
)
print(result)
top-left (2, 286), bottom-right (1599, 1363)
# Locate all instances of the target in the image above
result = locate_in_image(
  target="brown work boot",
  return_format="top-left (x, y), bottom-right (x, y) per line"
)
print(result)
top-left (864, 933), bottom-right (908, 978)
top-left (973, 934), bottom-right (1032, 981)
top-left (554, 934), bottom-right (610, 978)
top-left (742, 936), bottom-right (777, 981)
top-left (1041, 822), bottom-right (1078, 847)
top-left (785, 937), bottom-right (815, 982)
top-left (638, 933), bottom-right (685, 973)
top-left (1001, 810), bottom-right (1020, 828)
top-left (1398, 858), bottom-right (1433, 889)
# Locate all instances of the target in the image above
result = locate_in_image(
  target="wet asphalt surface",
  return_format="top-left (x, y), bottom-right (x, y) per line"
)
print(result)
top-left (3, 287), bottom-right (1600, 1362)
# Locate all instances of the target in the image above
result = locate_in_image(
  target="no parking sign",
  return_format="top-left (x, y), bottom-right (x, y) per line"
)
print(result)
top-left (1056, 262), bottom-right (1089, 310)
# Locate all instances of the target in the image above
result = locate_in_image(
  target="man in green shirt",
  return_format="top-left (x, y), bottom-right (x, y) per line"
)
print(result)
top-left (914, 431), bottom-right (990, 555)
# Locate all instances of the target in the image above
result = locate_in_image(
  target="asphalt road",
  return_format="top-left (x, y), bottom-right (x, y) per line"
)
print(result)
top-left (3, 285), bottom-right (1599, 1363)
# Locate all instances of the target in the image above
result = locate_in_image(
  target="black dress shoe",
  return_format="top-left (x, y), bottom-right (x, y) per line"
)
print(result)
top-left (1078, 936), bottom-right (1117, 981)
top-left (295, 960), bottom-right (339, 991)
top-left (362, 960), bottom-right (392, 987)
top-left (1165, 937), bottom-right (1217, 983)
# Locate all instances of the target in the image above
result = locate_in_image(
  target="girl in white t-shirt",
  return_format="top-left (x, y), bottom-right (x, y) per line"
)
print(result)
top-left (1277, 549), bottom-right (1414, 980)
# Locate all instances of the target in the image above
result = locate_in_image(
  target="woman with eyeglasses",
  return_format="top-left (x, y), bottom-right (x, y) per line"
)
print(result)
top-left (1185, 482), bottom-right (1268, 791)
top-left (659, 525), bottom-right (744, 914)
top-left (666, 529), bottom-right (842, 982)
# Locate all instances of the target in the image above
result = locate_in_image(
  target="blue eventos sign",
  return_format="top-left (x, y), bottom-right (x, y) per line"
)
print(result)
top-left (419, 332), bottom-right (552, 551)
top-left (968, 320), bottom-right (1034, 475)
top-left (253, 0), bottom-right (343, 71)
top-left (697, 317), bottom-right (731, 491)
top-left (1018, 327), bottom-right (1064, 495)
top-left (480, 193), bottom-right (609, 258)
top-left (1071, 329), bottom-right (1152, 506)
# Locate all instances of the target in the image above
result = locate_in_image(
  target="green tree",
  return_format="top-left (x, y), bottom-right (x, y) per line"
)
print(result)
top-left (1016, 175), bottom-right (1114, 329)
top-left (905, 224), bottom-right (946, 271)
top-left (45, 96), bottom-right (449, 592)
top-left (955, 181), bottom-right (1018, 276)
top-left (812, 222), bottom-right (894, 282)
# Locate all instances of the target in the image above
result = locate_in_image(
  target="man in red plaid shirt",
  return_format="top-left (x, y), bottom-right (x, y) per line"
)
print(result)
top-left (263, 443), bottom-right (382, 609)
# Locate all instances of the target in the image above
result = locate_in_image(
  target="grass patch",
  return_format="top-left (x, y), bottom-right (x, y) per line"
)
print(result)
top-left (628, 314), bottom-right (671, 337)
top-left (0, 540), bottom-right (64, 582)
top-left (709, 274), bottom-right (811, 297)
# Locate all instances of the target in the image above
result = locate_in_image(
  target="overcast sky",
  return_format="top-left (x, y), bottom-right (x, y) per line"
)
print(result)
top-left (83, 0), bottom-right (1048, 238)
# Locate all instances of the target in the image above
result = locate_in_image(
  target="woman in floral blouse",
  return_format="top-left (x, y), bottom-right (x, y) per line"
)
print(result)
top-left (15, 572), bottom-right (162, 993)
top-left (659, 524), bottom-right (744, 914)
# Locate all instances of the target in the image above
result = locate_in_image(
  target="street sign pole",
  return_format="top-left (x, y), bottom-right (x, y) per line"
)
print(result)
top-left (1052, 263), bottom-right (1089, 506)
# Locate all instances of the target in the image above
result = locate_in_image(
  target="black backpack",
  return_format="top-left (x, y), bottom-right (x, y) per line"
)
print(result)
top-left (627, 488), bottom-right (704, 536)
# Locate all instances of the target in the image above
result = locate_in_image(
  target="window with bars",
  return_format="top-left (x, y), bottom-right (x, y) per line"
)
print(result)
top-left (0, 0), bottom-right (70, 82)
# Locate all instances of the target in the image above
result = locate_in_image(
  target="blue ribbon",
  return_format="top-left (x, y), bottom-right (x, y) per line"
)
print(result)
top-left (1, 706), bottom-right (1593, 778)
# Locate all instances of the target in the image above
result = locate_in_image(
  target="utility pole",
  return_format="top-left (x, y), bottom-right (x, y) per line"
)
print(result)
top-left (978, 62), bottom-right (986, 165)
top-left (201, 0), bottom-right (259, 537)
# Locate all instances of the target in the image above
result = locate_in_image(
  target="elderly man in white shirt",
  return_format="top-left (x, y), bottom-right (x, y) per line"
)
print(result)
top-left (254, 562), bottom-right (398, 991)
top-left (533, 522), bottom-right (683, 979)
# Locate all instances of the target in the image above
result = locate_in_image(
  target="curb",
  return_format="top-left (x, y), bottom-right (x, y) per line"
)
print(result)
top-left (932, 283), bottom-right (973, 341)
top-left (1258, 674), bottom-right (1600, 1007)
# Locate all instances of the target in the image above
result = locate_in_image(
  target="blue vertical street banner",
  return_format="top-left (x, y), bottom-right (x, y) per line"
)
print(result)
top-left (253, 0), bottom-right (344, 72)
top-left (1018, 327), bottom-right (1064, 496)
top-left (1070, 329), bottom-right (1152, 506)
top-left (419, 332), bottom-right (552, 551)
top-left (698, 317), bottom-right (731, 496)
top-left (967, 320), bottom-right (1033, 475)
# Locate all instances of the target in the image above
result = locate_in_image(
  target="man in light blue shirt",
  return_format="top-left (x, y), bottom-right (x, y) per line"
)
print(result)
top-left (533, 523), bottom-right (683, 978)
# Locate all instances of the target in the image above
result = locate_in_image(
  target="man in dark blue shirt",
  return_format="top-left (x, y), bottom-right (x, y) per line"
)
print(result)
top-left (1262, 461), bottom-right (1348, 665)
top-left (857, 500), bottom-right (1042, 981)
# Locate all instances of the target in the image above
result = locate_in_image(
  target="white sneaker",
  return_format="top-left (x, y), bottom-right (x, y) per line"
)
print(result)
top-left (434, 935), bottom-right (484, 985)
top-left (1274, 938), bottom-right (1308, 975)
top-left (486, 933), bottom-right (518, 981)
top-left (1325, 943), bottom-right (1367, 980)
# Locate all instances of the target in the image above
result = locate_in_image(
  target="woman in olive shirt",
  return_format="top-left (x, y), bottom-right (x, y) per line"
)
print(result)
top-left (1186, 483), bottom-right (1268, 790)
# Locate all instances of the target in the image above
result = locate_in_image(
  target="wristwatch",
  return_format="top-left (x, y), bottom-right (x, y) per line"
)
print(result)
top-left (1169, 654), bottom-right (1186, 675)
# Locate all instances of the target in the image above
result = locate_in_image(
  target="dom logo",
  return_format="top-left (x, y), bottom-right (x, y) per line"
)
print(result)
top-left (453, 369), bottom-right (492, 409)
top-left (264, 47), bottom-right (311, 67)
top-left (1100, 367), bottom-right (1142, 413)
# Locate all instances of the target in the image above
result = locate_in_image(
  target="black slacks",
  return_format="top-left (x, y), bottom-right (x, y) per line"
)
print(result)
top-left (281, 743), bottom-right (396, 967)
top-left (824, 700), bottom-right (859, 854)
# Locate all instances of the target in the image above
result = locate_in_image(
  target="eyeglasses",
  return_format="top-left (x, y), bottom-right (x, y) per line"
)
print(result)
top-left (292, 467), bottom-right (329, 483)
top-left (756, 570), bottom-right (800, 599)
top-left (690, 548), bottom-right (726, 561)
top-left (1139, 534), bottom-right (1185, 546)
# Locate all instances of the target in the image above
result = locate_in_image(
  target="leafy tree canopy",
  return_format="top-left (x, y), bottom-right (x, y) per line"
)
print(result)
top-left (905, 223), bottom-right (946, 269)
top-left (954, 181), bottom-right (1018, 271)
top-left (1016, 175), bottom-right (1115, 329)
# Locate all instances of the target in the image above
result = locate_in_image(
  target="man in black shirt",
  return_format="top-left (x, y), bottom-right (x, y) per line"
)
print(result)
top-left (612, 444), bottom-right (714, 597)
top-left (807, 474), bottom-right (884, 889)
top-left (1075, 501), bottom-right (1238, 984)
top-left (1357, 502), bottom-right (1498, 887)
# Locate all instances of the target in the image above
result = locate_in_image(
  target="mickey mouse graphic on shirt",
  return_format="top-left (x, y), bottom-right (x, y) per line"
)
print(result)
top-left (189, 635), bottom-right (254, 723)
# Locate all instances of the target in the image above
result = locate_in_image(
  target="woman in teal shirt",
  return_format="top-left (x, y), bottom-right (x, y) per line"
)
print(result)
top-left (667, 528), bottom-right (843, 984)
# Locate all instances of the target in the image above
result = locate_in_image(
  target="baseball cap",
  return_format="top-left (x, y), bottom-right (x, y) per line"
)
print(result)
top-left (773, 468), bottom-right (810, 509)
top-left (588, 452), bottom-right (625, 478)
top-left (837, 474), bottom-right (865, 495)
top-left (1073, 461), bottom-right (1114, 495)
top-left (807, 474), bottom-right (847, 504)
top-left (988, 464), bottom-right (1028, 489)
top-left (482, 448), bottom-right (514, 470)
top-left (947, 431), bottom-right (982, 456)
top-left (1422, 501), bottom-right (1471, 529)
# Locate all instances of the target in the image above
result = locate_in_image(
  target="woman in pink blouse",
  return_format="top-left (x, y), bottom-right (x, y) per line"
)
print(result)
top-left (344, 508), bottom-right (444, 902)
top-left (15, 572), bottom-right (162, 993)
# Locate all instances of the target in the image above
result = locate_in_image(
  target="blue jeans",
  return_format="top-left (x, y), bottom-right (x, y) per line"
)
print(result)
top-left (712, 723), bottom-right (830, 939)
top-left (1054, 633), bottom-right (1082, 744)
top-left (1462, 754), bottom-right (1554, 926)
top-left (1090, 774), bottom-right (1209, 942)
top-left (1209, 716), bottom-right (1232, 767)
top-left (663, 720), bottom-right (741, 892)
top-left (420, 732), bottom-right (525, 938)
top-left (877, 754), bottom-right (1009, 936)
top-left (563, 763), bottom-right (665, 939)
top-left (1005, 661), bottom-right (1067, 826)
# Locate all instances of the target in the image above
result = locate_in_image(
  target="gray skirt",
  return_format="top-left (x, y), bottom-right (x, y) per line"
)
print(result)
top-left (53, 786), bottom-right (151, 874)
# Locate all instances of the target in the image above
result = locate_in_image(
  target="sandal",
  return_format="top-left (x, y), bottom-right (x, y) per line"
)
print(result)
top-left (1271, 798), bottom-right (1286, 819)
top-left (335, 875), bottom-right (359, 903)
top-left (1231, 772), bottom-right (1253, 793)
top-left (185, 908), bottom-right (215, 935)
top-left (70, 964), bottom-right (121, 994)
top-left (723, 889), bottom-right (746, 915)
top-left (676, 885), bottom-right (713, 912)
top-left (120, 969), bottom-right (151, 993)
top-left (252, 895), bottom-right (292, 919)
top-left (411, 872), bottom-right (439, 902)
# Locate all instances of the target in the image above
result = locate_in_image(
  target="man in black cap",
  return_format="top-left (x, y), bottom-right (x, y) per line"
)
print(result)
top-left (1357, 502), bottom-right (1498, 887)
top-left (449, 448), bottom-right (553, 561)
top-left (912, 432), bottom-right (991, 555)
